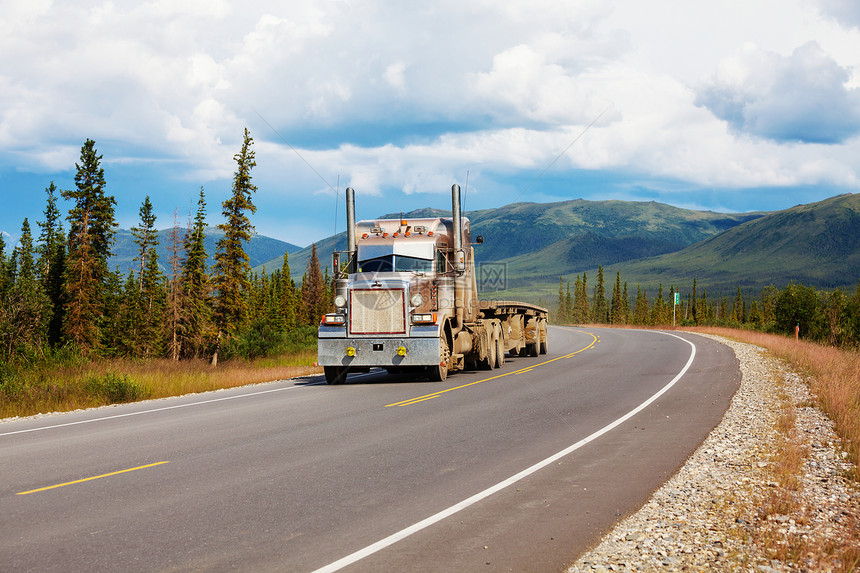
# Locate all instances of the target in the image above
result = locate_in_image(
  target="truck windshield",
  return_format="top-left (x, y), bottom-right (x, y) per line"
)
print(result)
top-left (359, 255), bottom-right (433, 273)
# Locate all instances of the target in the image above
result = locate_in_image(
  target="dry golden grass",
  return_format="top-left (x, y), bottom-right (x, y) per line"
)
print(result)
top-left (0, 350), bottom-right (323, 420)
top-left (689, 326), bottom-right (860, 481)
top-left (688, 327), bottom-right (860, 571)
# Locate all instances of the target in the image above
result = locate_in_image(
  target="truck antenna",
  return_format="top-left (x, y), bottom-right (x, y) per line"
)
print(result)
top-left (253, 110), bottom-right (337, 194)
top-left (516, 105), bottom-right (609, 201)
top-left (463, 169), bottom-right (470, 213)
top-left (334, 174), bottom-right (340, 242)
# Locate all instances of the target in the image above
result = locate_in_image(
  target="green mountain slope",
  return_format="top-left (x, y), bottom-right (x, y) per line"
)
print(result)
top-left (593, 193), bottom-right (860, 295)
top-left (258, 199), bottom-right (765, 282)
top-left (109, 226), bottom-right (301, 275)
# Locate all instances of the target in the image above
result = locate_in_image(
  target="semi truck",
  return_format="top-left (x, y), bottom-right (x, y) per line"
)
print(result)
top-left (317, 184), bottom-right (548, 384)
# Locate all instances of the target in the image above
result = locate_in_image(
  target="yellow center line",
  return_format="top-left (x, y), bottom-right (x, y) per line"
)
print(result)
top-left (17, 461), bottom-right (170, 495)
top-left (385, 331), bottom-right (598, 407)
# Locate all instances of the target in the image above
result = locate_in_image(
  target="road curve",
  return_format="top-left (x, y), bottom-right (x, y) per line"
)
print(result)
top-left (0, 327), bottom-right (739, 572)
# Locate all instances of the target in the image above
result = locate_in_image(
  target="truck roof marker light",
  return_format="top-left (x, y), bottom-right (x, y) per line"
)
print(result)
top-left (393, 232), bottom-right (399, 237)
top-left (361, 233), bottom-right (368, 239)
top-left (428, 231), bottom-right (434, 236)
top-left (383, 232), bottom-right (389, 238)
top-left (401, 219), bottom-right (408, 226)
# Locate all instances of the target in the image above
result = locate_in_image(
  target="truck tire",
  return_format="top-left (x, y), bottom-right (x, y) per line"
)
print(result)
top-left (527, 340), bottom-right (539, 357)
top-left (324, 366), bottom-right (349, 385)
top-left (539, 327), bottom-right (548, 355)
top-left (479, 330), bottom-right (496, 370)
top-left (428, 336), bottom-right (450, 382)
top-left (494, 325), bottom-right (505, 368)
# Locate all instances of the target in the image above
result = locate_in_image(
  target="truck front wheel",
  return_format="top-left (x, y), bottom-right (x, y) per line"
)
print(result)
top-left (324, 366), bottom-right (349, 385)
top-left (428, 336), bottom-right (450, 381)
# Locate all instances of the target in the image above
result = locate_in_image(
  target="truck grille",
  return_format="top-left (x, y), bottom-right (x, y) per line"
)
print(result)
top-left (350, 289), bottom-right (406, 335)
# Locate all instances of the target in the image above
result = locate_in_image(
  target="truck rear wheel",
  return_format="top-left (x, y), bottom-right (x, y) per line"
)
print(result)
top-left (494, 335), bottom-right (505, 368)
top-left (324, 366), bottom-right (349, 385)
top-left (479, 331), bottom-right (496, 370)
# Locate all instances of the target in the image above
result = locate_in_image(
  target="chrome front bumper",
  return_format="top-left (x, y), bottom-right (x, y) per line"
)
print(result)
top-left (317, 336), bottom-right (442, 368)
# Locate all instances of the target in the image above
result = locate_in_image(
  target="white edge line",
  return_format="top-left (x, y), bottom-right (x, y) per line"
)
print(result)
top-left (310, 330), bottom-right (697, 573)
top-left (0, 379), bottom-right (326, 438)
top-left (0, 368), bottom-right (395, 438)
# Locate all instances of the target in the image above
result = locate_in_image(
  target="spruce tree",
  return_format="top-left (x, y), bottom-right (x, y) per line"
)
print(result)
top-left (592, 265), bottom-right (607, 323)
top-left (651, 284), bottom-right (667, 325)
top-left (557, 277), bottom-right (566, 323)
top-left (574, 272), bottom-right (589, 323)
top-left (279, 252), bottom-right (297, 330)
top-left (564, 281), bottom-right (572, 323)
top-left (131, 196), bottom-right (158, 292)
top-left (18, 218), bottom-right (35, 283)
top-left (213, 129), bottom-right (257, 338)
top-left (37, 182), bottom-right (66, 345)
top-left (610, 271), bottom-right (623, 324)
top-left (62, 139), bottom-right (117, 353)
top-left (622, 282), bottom-right (629, 322)
top-left (301, 244), bottom-right (326, 326)
top-left (180, 188), bottom-right (213, 358)
top-left (0, 233), bottom-right (7, 298)
top-left (0, 219), bottom-right (51, 357)
top-left (167, 211), bottom-right (183, 361)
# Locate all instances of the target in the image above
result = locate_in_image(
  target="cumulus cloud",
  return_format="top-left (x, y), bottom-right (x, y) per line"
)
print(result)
top-left (2, 0), bottom-right (860, 240)
top-left (695, 42), bottom-right (860, 144)
top-left (816, 0), bottom-right (860, 29)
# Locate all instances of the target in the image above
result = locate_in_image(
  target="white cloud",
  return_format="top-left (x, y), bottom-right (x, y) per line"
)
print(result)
top-left (817, 0), bottom-right (860, 29)
top-left (2, 0), bottom-right (860, 215)
top-left (695, 42), bottom-right (860, 144)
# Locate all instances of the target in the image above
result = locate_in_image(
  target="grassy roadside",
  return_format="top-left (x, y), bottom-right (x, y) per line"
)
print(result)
top-left (688, 326), bottom-right (859, 481)
top-left (0, 349), bottom-right (323, 420)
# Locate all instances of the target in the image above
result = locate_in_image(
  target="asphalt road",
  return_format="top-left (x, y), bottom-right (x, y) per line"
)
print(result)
top-left (0, 327), bottom-right (740, 572)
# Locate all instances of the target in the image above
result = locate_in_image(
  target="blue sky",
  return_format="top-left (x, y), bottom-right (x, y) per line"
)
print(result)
top-left (2, 0), bottom-right (860, 250)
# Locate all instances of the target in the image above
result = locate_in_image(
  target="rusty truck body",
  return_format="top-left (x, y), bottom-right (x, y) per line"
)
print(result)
top-left (317, 184), bottom-right (548, 384)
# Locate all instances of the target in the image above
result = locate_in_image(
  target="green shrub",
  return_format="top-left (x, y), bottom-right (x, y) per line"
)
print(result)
top-left (84, 373), bottom-right (148, 404)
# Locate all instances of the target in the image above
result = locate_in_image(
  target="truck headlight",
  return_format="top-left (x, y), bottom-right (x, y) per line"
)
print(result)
top-left (410, 293), bottom-right (424, 307)
top-left (411, 313), bottom-right (437, 325)
top-left (323, 314), bottom-right (345, 325)
top-left (334, 294), bottom-right (347, 308)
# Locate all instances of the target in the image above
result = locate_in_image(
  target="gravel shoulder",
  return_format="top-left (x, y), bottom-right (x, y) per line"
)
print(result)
top-left (567, 335), bottom-right (859, 572)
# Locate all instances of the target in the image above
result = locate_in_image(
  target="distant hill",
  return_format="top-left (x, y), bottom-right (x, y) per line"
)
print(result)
top-left (591, 193), bottom-right (860, 295)
top-left (256, 199), bottom-right (765, 283)
top-left (109, 226), bottom-right (301, 276)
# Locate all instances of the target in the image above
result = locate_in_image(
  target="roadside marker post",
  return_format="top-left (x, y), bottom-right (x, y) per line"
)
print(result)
top-left (673, 292), bottom-right (680, 326)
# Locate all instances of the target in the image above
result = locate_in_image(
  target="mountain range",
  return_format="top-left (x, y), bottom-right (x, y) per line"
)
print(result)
top-left (108, 226), bottom-right (300, 276)
top-left (118, 193), bottom-right (859, 305)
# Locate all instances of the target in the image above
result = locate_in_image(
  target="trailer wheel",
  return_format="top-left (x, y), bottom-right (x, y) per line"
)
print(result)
top-left (494, 336), bottom-right (505, 368)
top-left (539, 324), bottom-right (548, 355)
top-left (324, 366), bottom-right (349, 385)
top-left (479, 330), bottom-right (496, 370)
top-left (428, 336), bottom-right (450, 382)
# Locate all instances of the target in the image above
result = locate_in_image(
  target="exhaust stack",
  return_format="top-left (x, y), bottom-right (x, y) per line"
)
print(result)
top-left (346, 187), bottom-right (356, 273)
top-left (452, 184), bottom-right (465, 273)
